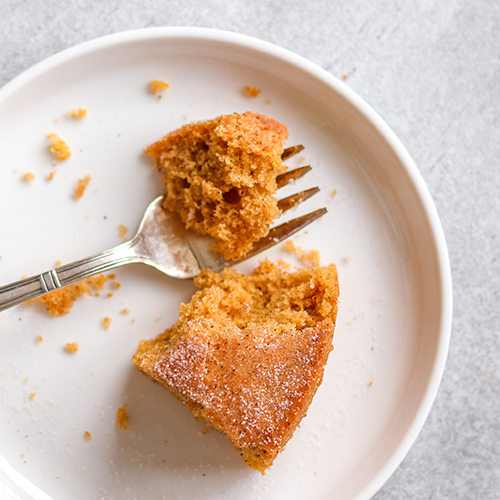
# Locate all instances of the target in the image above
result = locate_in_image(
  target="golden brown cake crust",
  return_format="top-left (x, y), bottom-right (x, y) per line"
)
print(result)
top-left (145, 112), bottom-right (289, 260)
top-left (133, 260), bottom-right (339, 473)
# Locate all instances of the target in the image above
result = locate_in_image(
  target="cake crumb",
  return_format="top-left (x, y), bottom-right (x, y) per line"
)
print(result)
top-left (30, 393), bottom-right (36, 398)
top-left (117, 225), bottom-right (128, 238)
top-left (151, 80), bottom-right (169, 94)
top-left (38, 281), bottom-right (91, 316)
top-left (332, 189), bottom-right (338, 198)
top-left (73, 174), bottom-right (92, 199)
top-left (102, 317), bottom-right (112, 329)
top-left (116, 404), bottom-right (130, 429)
top-left (65, 342), bottom-right (79, 353)
top-left (342, 74), bottom-right (349, 80)
top-left (277, 259), bottom-right (292, 270)
top-left (121, 308), bottom-right (130, 314)
top-left (244, 85), bottom-right (261, 97)
top-left (36, 274), bottom-right (113, 316)
top-left (47, 170), bottom-right (57, 181)
top-left (68, 108), bottom-right (87, 119)
top-left (48, 133), bottom-right (71, 161)
top-left (84, 431), bottom-right (92, 440)
top-left (85, 274), bottom-right (109, 292)
top-left (283, 240), bottom-right (321, 266)
top-left (37, 335), bottom-right (43, 343)
top-left (368, 381), bottom-right (374, 387)
top-left (23, 171), bottom-right (36, 181)
top-left (107, 293), bottom-right (113, 298)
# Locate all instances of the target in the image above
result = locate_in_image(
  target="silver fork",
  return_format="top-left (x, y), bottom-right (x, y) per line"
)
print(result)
top-left (0, 146), bottom-right (326, 313)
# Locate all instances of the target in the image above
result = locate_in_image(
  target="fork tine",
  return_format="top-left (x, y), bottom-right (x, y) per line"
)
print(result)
top-left (238, 208), bottom-right (328, 261)
top-left (277, 187), bottom-right (320, 213)
top-left (276, 165), bottom-right (312, 188)
top-left (281, 144), bottom-right (304, 161)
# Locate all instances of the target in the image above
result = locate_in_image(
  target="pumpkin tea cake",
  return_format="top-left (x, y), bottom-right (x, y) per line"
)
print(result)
top-left (145, 111), bottom-right (289, 260)
top-left (133, 259), bottom-right (339, 473)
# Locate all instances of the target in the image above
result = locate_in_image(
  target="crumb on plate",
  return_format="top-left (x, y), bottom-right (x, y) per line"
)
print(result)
top-left (68, 108), bottom-right (87, 119)
top-left (84, 430), bottom-right (92, 440)
top-left (116, 404), bottom-right (129, 429)
top-left (102, 316), bottom-right (112, 329)
top-left (283, 240), bottom-right (321, 266)
top-left (73, 174), bottom-right (91, 199)
top-left (151, 80), bottom-right (169, 94)
top-left (244, 85), bottom-right (261, 97)
top-left (65, 342), bottom-right (79, 353)
top-left (23, 171), bottom-right (35, 181)
top-left (117, 224), bottom-right (128, 238)
top-left (36, 274), bottom-right (114, 316)
top-left (38, 281), bottom-right (92, 316)
top-left (48, 133), bottom-right (71, 161)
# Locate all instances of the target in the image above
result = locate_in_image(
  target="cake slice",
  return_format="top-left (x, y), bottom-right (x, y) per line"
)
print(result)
top-left (133, 259), bottom-right (339, 473)
top-left (145, 111), bottom-right (289, 260)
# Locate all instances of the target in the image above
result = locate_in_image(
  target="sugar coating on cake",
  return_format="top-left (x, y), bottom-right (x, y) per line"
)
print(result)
top-left (133, 259), bottom-right (339, 473)
top-left (145, 112), bottom-right (289, 260)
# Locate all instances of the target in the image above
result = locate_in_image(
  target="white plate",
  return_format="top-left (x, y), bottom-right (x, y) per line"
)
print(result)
top-left (0, 28), bottom-right (452, 500)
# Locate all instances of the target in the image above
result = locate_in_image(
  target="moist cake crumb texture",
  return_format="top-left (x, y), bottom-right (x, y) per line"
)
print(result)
top-left (145, 111), bottom-right (289, 260)
top-left (133, 259), bottom-right (339, 473)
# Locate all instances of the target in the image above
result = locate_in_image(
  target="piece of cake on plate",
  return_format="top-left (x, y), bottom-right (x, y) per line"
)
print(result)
top-left (133, 259), bottom-right (339, 473)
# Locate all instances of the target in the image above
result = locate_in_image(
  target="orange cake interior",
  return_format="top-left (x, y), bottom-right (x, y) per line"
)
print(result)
top-left (145, 111), bottom-right (289, 260)
top-left (133, 259), bottom-right (339, 473)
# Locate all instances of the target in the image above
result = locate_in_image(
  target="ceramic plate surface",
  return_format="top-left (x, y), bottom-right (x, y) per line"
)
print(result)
top-left (0, 27), bottom-right (451, 500)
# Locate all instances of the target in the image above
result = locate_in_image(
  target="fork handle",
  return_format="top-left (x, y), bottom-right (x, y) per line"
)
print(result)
top-left (0, 240), bottom-right (140, 313)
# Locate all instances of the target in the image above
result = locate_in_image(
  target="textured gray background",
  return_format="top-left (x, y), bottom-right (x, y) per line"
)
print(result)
top-left (1, 0), bottom-right (499, 499)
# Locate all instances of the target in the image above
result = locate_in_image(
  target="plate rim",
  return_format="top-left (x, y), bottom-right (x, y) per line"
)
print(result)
top-left (0, 26), bottom-right (453, 500)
